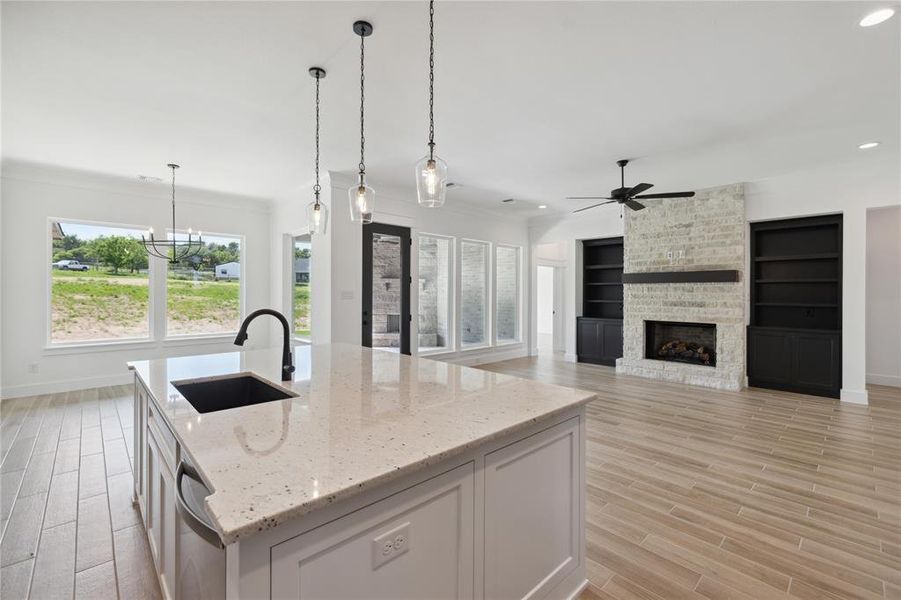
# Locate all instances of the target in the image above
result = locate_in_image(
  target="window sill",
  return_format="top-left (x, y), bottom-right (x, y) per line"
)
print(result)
top-left (163, 334), bottom-right (238, 347)
top-left (43, 338), bottom-right (156, 355)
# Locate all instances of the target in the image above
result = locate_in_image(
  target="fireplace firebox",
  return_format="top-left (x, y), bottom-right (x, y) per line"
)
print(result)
top-left (645, 321), bottom-right (716, 367)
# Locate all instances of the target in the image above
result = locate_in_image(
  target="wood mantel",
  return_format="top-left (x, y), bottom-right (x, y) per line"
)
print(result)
top-left (622, 270), bottom-right (741, 284)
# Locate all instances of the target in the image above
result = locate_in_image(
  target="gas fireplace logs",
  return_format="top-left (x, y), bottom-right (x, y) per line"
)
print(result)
top-left (657, 340), bottom-right (714, 366)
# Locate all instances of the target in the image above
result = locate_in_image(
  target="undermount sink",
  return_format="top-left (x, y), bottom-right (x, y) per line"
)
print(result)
top-left (172, 374), bottom-right (296, 414)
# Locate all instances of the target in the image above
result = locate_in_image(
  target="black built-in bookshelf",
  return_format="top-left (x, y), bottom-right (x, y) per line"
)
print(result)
top-left (747, 215), bottom-right (842, 398)
top-left (577, 237), bottom-right (624, 366)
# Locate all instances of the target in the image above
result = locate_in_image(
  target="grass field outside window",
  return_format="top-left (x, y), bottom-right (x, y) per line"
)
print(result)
top-left (166, 233), bottom-right (243, 336)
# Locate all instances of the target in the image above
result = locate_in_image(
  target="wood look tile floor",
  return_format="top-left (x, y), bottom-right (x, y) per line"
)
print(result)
top-left (477, 357), bottom-right (901, 600)
top-left (1, 385), bottom-right (160, 600)
top-left (2, 365), bottom-right (899, 600)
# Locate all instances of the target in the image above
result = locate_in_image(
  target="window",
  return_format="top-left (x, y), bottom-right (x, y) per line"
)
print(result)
top-left (418, 234), bottom-right (452, 353)
top-left (460, 240), bottom-right (490, 348)
top-left (166, 233), bottom-right (242, 336)
top-left (293, 235), bottom-right (311, 339)
top-left (495, 245), bottom-right (521, 343)
top-left (49, 220), bottom-right (150, 343)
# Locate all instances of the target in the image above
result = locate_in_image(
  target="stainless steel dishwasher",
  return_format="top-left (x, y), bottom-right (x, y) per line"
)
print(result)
top-left (175, 459), bottom-right (226, 600)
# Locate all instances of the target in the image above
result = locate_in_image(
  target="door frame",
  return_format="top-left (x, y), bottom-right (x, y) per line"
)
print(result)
top-left (362, 223), bottom-right (412, 355)
top-left (552, 265), bottom-right (565, 353)
top-left (536, 259), bottom-right (566, 356)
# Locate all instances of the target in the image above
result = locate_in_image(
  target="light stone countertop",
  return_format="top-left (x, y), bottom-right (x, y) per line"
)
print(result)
top-left (128, 343), bottom-right (595, 545)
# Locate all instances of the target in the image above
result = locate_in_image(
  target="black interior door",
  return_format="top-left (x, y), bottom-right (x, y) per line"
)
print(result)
top-left (362, 223), bottom-right (411, 355)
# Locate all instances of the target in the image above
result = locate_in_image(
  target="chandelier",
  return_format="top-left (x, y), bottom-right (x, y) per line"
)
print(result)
top-left (141, 163), bottom-right (204, 263)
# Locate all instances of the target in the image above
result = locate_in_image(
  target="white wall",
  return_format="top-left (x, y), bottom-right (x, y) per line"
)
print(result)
top-left (530, 210), bottom-right (624, 360)
top-left (1, 162), bottom-right (272, 398)
top-left (528, 152), bottom-right (900, 402)
top-left (269, 171), bottom-right (532, 366)
top-left (866, 205), bottom-right (901, 387)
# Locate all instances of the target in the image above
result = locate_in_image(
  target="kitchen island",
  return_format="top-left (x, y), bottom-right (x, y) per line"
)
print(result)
top-left (128, 343), bottom-right (595, 600)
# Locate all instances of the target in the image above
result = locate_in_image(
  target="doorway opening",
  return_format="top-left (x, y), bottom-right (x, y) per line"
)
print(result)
top-left (363, 223), bottom-right (411, 355)
top-left (536, 264), bottom-right (564, 357)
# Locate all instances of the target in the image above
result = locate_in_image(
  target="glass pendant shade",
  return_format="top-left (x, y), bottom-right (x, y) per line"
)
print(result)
top-left (348, 183), bottom-right (374, 224)
top-left (306, 200), bottom-right (328, 235)
top-left (415, 153), bottom-right (448, 208)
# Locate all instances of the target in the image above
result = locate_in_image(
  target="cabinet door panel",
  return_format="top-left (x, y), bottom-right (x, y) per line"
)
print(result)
top-left (600, 320), bottom-right (623, 362)
top-left (576, 319), bottom-right (600, 359)
top-left (134, 380), bottom-right (145, 508)
top-left (159, 459), bottom-right (176, 600)
top-left (747, 329), bottom-right (792, 384)
top-left (146, 431), bottom-right (161, 562)
top-left (794, 333), bottom-right (839, 393)
top-left (484, 418), bottom-right (581, 600)
top-left (271, 463), bottom-right (474, 600)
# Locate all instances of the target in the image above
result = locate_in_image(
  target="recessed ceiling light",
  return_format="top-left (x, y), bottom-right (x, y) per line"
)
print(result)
top-left (858, 141), bottom-right (881, 150)
top-left (860, 8), bottom-right (895, 27)
top-left (538, 205), bottom-right (547, 209)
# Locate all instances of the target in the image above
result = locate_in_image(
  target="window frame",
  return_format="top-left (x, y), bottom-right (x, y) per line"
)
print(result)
top-left (416, 232), bottom-right (455, 356)
top-left (458, 238), bottom-right (492, 351)
top-left (291, 233), bottom-right (313, 344)
top-left (494, 244), bottom-right (523, 346)
top-left (45, 216), bottom-right (154, 348)
top-left (164, 229), bottom-right (246, 340)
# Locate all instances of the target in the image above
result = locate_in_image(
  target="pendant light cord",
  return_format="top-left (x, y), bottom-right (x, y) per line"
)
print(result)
top-left (314, 73), bottom-right (321, 203)
top-left (358, 32), bottom-right (366, 181)
top-left (428, 0), bottom-right (435, 160)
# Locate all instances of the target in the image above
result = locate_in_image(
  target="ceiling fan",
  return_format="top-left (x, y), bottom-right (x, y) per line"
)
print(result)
top-left (568, 159), bottom-right (695, 214)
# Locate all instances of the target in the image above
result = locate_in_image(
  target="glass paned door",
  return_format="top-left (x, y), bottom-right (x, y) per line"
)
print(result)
top-left (362, 223), bottom-right (411, 355)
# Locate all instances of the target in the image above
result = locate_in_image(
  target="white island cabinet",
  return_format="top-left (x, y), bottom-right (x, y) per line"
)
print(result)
top-left (129, 344), bottom-right (594, 600)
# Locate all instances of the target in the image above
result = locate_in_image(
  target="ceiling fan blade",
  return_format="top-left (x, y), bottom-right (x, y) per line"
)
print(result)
top-left (633, 191), bottom-right (696, 199)
top-left (626, 182), bottom-right (653, 197)
top-left (566, 196), bottom-right (614, 200)
top-left (572, 200), bottom-right (616, 213)
top-left (624, 200), bottom-right (646, 211)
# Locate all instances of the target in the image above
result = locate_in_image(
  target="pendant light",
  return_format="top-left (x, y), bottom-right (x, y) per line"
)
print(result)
top-left (306, 66), bottom-right (329, 235)
top-left (349, 20), bottom-right (375, 224)
top-left (415, 0), bottom-right (447, 208)
top-left (141, 164), bottom-right (204, 263)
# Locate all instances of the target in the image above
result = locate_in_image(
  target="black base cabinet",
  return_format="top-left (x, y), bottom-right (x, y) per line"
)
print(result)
top-left (577, 317), bottom-right (623, 367)
top-left (747, 326), bottom-right (841, 398)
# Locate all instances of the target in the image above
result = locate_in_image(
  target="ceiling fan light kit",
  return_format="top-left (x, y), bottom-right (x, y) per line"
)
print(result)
top-left (568, 159), bottom-right (696, 216)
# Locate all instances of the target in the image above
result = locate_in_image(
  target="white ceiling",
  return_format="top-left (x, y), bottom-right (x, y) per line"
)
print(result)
top-left (2, 1), bottom-right (898, 215)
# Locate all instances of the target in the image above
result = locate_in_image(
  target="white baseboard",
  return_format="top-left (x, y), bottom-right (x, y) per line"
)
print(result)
top-left (839, 388), bottom-right (869, 405)
top-left (1, 372), bottom-right (133, 400)
top-left (866, 373), bottom-right (901, 387)
top-left (563, 352), bottom-right (577, 363)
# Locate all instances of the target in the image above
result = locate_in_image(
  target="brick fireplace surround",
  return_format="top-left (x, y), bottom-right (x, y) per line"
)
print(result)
top-left (616, 183), bottom-right (746, 390)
